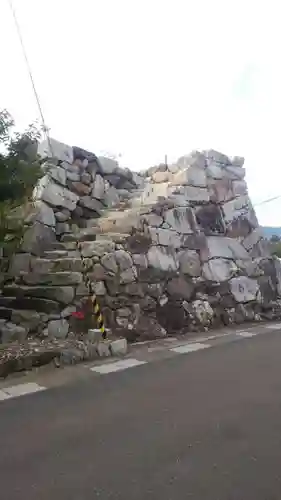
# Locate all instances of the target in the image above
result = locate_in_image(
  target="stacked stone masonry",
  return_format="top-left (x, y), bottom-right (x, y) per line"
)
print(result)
top-left (1, 138), bottom-right (281, 344)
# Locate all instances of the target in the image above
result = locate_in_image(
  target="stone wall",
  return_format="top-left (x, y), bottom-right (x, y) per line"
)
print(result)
top-left (1, 139), bottom-right (281, 343)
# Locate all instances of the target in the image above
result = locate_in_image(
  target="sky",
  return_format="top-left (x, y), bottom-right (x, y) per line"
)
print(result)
top-left (0, 0), bottom-right (281, 225)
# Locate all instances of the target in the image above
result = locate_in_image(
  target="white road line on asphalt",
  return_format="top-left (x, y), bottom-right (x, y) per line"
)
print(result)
top-left (236, 331), bottom-right (257, 338)
top-left (2, 383), bottom-right (46, 398)
top-left (90, 358), bottom-right (147, 374)
top-left (264, 324), bottom-right (281, 330)
top-left (170, 343), bottom-right (211, 354)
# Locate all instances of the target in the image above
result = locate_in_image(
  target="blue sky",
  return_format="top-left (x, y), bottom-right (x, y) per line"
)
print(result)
top-left (1, 0), bottom-right (281, 225)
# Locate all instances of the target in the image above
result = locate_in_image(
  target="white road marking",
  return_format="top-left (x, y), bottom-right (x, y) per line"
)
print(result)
top-left (170, 343), bottom-right (211, 354)
top-left (237, 331), bottom-right (257, 338)
top-left (3, 383), bottom-right (46, 398)
top-left (264, 324), bottom-right (281, 330)
top-left (90, 358), bottom-right (147, 374)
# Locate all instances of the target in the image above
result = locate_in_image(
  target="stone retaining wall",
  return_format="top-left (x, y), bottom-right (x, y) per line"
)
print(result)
top-left (1, 140), bottom-right (281, 343)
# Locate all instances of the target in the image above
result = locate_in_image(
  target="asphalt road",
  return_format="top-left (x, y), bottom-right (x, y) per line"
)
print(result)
top-left (1, 331), bottom-right (281, 499)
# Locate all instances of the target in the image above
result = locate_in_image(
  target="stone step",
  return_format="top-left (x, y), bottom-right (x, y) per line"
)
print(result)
top-left (2, 285), bottom-right (75, 306)
top-left (0, 296), bottom-right (61, 314)
top-left (18, 271), bottom-right (83, 286)
top-left (31, 257), bottom-right (83, 273)
top-left (43, 250), bottom-right (69, 259)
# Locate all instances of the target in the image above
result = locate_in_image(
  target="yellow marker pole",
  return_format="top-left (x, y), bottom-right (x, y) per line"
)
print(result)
top-left (76, 242), bottom-right (107, 339)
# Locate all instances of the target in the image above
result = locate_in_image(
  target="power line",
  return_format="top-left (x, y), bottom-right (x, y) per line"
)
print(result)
top-left (8, 0), bottom-right (53, 155)
top-left (253, 194), bottom-right (281, 207)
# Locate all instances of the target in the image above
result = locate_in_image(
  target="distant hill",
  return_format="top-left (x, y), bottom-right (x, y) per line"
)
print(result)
top-left (261, 227), bottom-right (281, 239)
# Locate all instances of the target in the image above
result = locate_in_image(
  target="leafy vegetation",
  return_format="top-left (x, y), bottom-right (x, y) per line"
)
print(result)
top-left (0, 109), bottom-right (42, 254)
top-left (269, 235), bottom-right (281, 258)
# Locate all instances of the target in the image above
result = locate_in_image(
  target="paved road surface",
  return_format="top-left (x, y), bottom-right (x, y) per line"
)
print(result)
top-left (1, 330), bottom-right (281, 499)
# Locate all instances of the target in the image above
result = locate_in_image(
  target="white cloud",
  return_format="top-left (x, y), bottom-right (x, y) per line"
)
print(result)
top-left (1, 0), bottom-right (281, 224)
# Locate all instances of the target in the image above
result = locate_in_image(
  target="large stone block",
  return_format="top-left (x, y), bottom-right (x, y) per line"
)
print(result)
top-left (202, 258), bottom-right (238, 282)
top-left (34, 176), bottom-right (79, 211)
top-left (201, 236), bottom-right (250, 261)
top-left (48, 319), bottom-right (69, 339)
top-left (79, 196), bottom-right (104, 214)
top-left (3, 285), bottom-right (75, 305)
top-left (98, 156), bottom-right (118, 175)
top-left (49, 166), bottom-right (67, 186)
top-left (80, 240), bottom-right (115, 257)
top-left (171, 166), bottom-right (207, 187)
top-left (92, 174), bottom-right (105, 200)
top-left (25, 200), bottom-right (56, 227)
top-left (167, 276), bottom-right (194, 300)
top-left (149, 227), bottom-right (182, 248)
top-left (22, 272), bottom-right (83, 286)
top-left (229, 276), bottom-right (259, 302)
top-left (38, 138), bottom-right (74, 164)
top-left (9, 253), bottom-right (32, 276)
top-left (178, 250), bottom-right (201, 276)
top-left (147, 246), bottom-right (179, 271)
top-left (165, 207), bottom-right (196, 234)
top-left (22, 222), bottom-right (57, 256)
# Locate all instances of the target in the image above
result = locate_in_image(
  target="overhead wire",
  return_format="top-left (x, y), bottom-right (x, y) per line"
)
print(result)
top-left (8, 0), bottom-right (53, 156)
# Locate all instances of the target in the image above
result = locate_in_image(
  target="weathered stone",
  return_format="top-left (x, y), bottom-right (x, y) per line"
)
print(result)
top-left (104, 185), bottom-right (120, 207)
top-left (202, 259), bottom-right (238, 282)
top-left (165, 207), bottom-right (196, 234)
top-left (34, 176), bottom-right (79, 211)
top-left (38, 138), bottom-right (74, 164)
top-left (60, 305), bottom-right (76, 318)
top-left (0, 296), bottom-right (60, 314)
top-left (3, 285), bottom-right (75, 305)
top-left (120, 267), bottom-right (137, 284)
top-left (55, 210), bottom-right (70, 222)
top-left (229, 277), bottom-right (259, 302)
top-left (224, 165), bottom-right (245, 180)
top-left (190, 299), bottom-right (214, 326)
top-left (96, 341), bottom-right (111, 357)
top-left (89, 263), bottom-right (108, 281)
top-left (152, 171), bottom-right (170, 183)
top-left (49, 166), bottom-right (67, 186)
top-left (80, 240), bottom-right (115, 257)
top-left (142, 283), bottom-right (164, 298)
top-left (177, 151), bottom-right (206, 169)
top-left (66, 170), bottom-right (80, 182)
top-left (79, 196), bottom-right (104, 214)
top-left (0, 322), bottom-right (28, 343)
top-left (110, 338), bottom-right (127, 356)
top-left (22, 223), bottom-right (57, 256)
top-left (172, 185), bottom-right (210, 203)
top-left (92, 174), bottom-right (105, 199)
top-left (209, 178), bottom-right (234, 203)
top-left (178, 250), bottom-right (201, 276)
top-left (206, 161), bottom-right (224, 179)
top-left (92, 281), bottom-right (106, 295)
top-left (167, 276), bottom-right (194, 300)
top-left (124, 283), bottom-right (144, 296)
top-left (222, 195), bottom-right (257, 227)
top-left (115, 249), bottom-right (133, 270)
top-left (200, 236), bottom-right (250, 261)
top-left (81, 172), bottom-right (92, 185)
top-left (22, 272), bottom-right (82, 286)
top-left (56, 222), bottom-right (71, 236)
top-left (48, 319), bottom-right (69, 339)
top-left (25, 200), bottom-right (56, 227)
top-left (69, 181), bottom-right (91, 196)
top-left (149, 227), bottom-right (182, 248)
top-left (242, 228), bottom-right (263, 251)
top-left (11, 309), bottom-right (41, 331)
top-left (9, 253), bottom-right (31, 276)
top-left (144, 213), bottom-right (163, 227)
top-left (171, 165), bottom-right (207, 187)
top-left (195, 205), bottom-right (225, 234)
top-left (132, 254), bottom-right (148, 268)
top-left (147, 246), bottom-right (179, 271)
top-left (126, 232), bottom-right (152, 253)
top-left (98, 156), bottom-right (118, 175)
